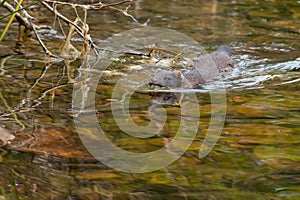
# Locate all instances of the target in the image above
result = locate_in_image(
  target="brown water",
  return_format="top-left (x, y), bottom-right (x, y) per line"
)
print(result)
top-left (0, 0), bottom-right (299, 199)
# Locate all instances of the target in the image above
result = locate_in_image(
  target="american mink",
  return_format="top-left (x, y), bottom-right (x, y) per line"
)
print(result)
top-left (149, 45), bottom-right (235, 88)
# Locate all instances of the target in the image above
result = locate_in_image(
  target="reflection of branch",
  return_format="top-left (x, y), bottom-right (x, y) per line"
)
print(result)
top-left (0, 92), bottom-right (25, 131)
top-left (4, 62), bottom-right (67, 117)
top-left (0, 84), bottom-right (68, 118)
top-left (0, 55), bottom-right (12, 75)
top-left (31, 84), bottom-right (68, 108)
top-left (13, 63), bottom-right (51, 114)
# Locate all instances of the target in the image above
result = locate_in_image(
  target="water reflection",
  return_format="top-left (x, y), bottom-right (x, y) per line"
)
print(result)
top-left (149, 92), bottom-right (183, 106)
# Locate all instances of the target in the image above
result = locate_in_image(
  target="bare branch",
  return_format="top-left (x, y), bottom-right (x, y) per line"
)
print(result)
top-left (41, 1), bottom-right (98, 49)
top-left (1, 0), bottom-right (141, 57)
top-left (1, 0), bottom-right (32, 30)
top-left (43, 0), bottom-right (135, 9)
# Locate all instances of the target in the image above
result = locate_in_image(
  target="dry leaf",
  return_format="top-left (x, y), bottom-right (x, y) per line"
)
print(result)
top-left (0, 127), bottom-right (15, 145)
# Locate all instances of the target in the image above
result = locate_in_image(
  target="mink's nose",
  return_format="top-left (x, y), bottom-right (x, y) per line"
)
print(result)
top-left (149, 79), bottom-right (157, 86)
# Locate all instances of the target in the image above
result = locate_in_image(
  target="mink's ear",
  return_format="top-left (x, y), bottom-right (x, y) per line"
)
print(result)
top-left (174, 70), bottom-right (184, 80)
top-left (155, 68), bottom-right (161, 73)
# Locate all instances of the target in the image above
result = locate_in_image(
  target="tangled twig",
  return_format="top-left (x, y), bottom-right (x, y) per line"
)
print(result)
top-left (1, 0), bottom-right (139, 57)
top-left (43, 0), bottom-right (135, 9)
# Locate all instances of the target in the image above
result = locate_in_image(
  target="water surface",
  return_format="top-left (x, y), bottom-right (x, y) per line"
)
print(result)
top-left (0, 0), bottom-right (299, 199)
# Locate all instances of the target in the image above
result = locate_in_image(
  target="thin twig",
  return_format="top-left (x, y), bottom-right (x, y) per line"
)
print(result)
top-left (28, 17), bottom-right (57, 57)
top-left (43, 0), bottom-right (134, 9)
top-left (0, 55), bottom-right (12, 75)
top-left (57, 17), bottom-right (66, 39)
top-left (109, 4), bottom-right (141, 25)
top-left (0, 0), bottom-right (37, 29)
top-left (0, 0), bottom-right (24, 41)
top-left (43, 0), bottom-right (142, 26)
top-left (41, 1), bottom-right (98, 49)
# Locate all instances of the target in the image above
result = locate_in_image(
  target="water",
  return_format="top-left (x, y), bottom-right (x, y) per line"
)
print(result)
top-left (0, 0), bottom-right (299, 199)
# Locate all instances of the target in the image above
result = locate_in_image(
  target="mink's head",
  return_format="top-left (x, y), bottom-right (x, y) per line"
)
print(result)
top-left (149, 69), bottom-right (184, 88)
top-left (213, 45), bottom-right (232, 56)
top-left (195, 45), bottom-right (235, 79)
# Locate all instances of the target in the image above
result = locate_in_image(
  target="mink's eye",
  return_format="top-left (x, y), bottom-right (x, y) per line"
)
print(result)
top-left (163, 96), bottom-right (171, 100)
top-left (227, 63), bottom-right (233, 68)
